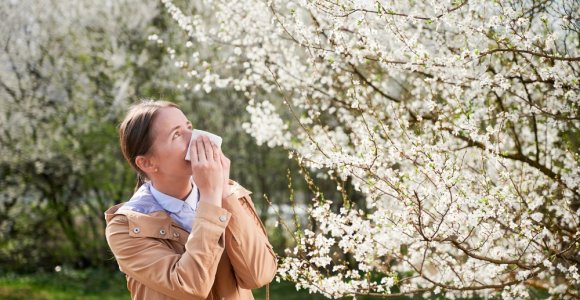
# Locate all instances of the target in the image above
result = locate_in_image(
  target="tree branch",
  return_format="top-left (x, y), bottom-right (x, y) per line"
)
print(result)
top-left (478, 48), bottom-right (580, 62)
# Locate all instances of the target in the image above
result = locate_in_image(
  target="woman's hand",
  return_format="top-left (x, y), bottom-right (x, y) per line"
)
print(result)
top-left (217, 147), bottom-right (232, 199)
top-left (189, 135), bottom-right (223, 207)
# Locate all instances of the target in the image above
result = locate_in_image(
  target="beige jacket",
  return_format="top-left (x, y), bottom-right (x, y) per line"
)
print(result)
top-left (104, 180), bottom-right (277, 299)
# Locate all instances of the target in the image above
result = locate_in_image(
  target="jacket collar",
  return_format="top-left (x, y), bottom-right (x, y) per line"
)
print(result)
top-left (105, 202), bottom-right (187, 242)
top-left (104, 179), bottom-right (252, 241)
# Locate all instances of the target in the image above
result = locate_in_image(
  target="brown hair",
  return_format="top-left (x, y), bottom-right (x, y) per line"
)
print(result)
top-left (119, 99), bottom-right (179, 191)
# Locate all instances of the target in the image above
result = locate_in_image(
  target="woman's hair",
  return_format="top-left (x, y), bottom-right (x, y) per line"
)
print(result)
top-left (119, 99), bottom-right (179, 191)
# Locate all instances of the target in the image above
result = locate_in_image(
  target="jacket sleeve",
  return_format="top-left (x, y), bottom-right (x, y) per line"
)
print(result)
top-left (105, 201), bottom-right (231, 299)
top-left (222, 190), bottom-right (278, 289)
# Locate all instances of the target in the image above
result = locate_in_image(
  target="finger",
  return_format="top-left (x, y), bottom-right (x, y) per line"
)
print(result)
top-left (211, 141), bottom-right (220, 161)
top-left (203, 136), bottom-right (214, 161)
top-left (190, 136), bottom-right (198, 162)
top-left (214, 145), bottom-right (223, 159)
top-left (220, 152), bottom-right (229, 168)
top-left (196, 136), bottom-right (206, 162)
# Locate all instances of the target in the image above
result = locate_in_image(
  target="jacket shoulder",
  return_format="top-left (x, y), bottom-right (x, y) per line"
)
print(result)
top-left (227, 179), bottom-right (252, 198)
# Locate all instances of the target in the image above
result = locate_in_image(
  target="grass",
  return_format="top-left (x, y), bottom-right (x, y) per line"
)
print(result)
top-left (0, 269), bottom-right (550, 299)
top-left (0, 268), bottom-right (128, 300)
top-left (0, 268), bottom-right (358, 300)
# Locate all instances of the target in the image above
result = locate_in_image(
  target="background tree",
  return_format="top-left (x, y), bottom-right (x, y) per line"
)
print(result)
top-left (0, 0), bottom-right (171, 271)
top-left (0, 0), bottom-right (299, 273)
top-left (160, 0), bottom-right (579, 298)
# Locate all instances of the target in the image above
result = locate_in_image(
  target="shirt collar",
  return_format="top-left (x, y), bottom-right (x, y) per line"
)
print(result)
top-left (185, 185), bottom-right (199, 211)
top-left (148, 181), bottom-right (197, 214)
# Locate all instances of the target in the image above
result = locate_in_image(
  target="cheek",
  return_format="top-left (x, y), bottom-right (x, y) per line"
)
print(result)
top-left (158, 139), bottom-right (189, 165)
top-left (173, 139), bottom-right (189, 161)
top-left (154, 143), bottom-right (178, 161)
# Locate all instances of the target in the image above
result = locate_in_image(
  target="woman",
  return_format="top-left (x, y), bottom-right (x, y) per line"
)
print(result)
top-left (104, 100), bottom-right (277, 300)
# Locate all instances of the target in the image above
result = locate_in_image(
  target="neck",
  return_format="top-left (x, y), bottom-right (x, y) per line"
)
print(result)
top-left (151, 176), bottom-right (192, 200)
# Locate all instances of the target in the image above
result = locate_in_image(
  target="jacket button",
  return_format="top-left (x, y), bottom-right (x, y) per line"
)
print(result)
top-left (132, 227), bottom-right (140, 234)
top-left (173, 232), bottom-right (179, 238)
top-left (219, 215), bottom-right (227, 222)
top-left (159, 229), bottom-right (166, 235)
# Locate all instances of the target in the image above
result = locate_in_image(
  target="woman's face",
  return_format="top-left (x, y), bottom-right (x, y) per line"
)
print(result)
top-left (147, 106), bottom-right (193, 179)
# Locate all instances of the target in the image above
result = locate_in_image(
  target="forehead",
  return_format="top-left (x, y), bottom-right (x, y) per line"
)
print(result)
top-left (151, 106), bottom-right (188, 134)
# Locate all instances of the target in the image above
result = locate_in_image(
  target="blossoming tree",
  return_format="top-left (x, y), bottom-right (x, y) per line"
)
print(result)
top-left (160, 0), bottom-right (579, 298)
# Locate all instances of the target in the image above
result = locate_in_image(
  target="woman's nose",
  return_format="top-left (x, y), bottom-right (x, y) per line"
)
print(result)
top-left (185, 130), bottom-right (193, 145)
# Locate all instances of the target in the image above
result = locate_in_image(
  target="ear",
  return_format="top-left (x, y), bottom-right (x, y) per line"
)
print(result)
top-left (135, 155), bottom-right (157, 175)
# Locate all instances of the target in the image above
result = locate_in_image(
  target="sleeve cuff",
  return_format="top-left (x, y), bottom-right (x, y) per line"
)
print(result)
top-left (196, 201), bottom-right (232, 227)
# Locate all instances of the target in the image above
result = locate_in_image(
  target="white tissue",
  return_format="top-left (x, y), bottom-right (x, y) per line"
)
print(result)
top-left (185, 129), bottom-right (223, 161)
